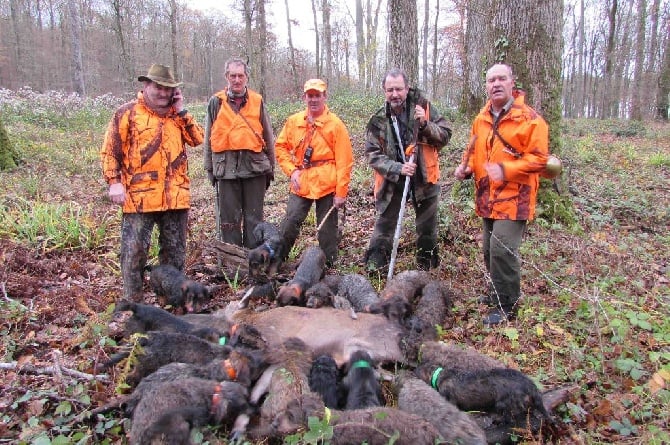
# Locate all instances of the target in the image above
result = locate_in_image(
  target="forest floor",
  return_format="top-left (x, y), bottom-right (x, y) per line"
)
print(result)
top-left (0, 98), bottom-right (668, 444)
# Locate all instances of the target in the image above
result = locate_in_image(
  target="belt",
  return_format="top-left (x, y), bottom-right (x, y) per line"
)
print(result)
top-left (297, 159), bottom-right (334, 169)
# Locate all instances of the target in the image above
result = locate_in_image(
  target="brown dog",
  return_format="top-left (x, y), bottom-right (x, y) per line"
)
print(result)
top-left (276, 246), bottom-right (326, 306)
top-left (148, 264), bottom-right (210, 313)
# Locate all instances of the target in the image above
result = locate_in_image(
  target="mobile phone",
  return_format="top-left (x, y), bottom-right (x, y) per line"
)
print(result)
top-left (170, 91), bottom-right (176, 105)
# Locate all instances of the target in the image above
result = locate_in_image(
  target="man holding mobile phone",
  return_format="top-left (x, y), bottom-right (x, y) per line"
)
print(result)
top-left (100, 64), bottom-right (204, 302)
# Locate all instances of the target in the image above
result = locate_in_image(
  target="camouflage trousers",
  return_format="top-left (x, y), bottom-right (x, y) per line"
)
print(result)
top-left (120, 210), bottom-right (188, 301)
top-left (366, 182), bottom-right (440, 269)
top-left (482, 218), bottom-right (526, 314)
top-left (279, 193), bottom-right (339, 265)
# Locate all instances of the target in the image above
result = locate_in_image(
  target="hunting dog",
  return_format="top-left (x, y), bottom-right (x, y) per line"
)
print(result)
top-left (342, 349), bottom-right (383, 409)
top-left (129, 378), bottom-right (251, 445)
top-left (308, 353), bottom-right (342, 408)
top-left (115, 300), bottom-right (225, 343)
top-left (248, 221), bottom-right (285, 280)
top-left (148, 264), bottom-right (210, 313)
top-left (394, 371), bottom-right (487, 445)
top-left (276, 245), bottom-right (326, 306)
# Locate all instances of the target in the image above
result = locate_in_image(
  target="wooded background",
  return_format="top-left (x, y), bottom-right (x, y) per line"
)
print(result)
top-left (1, 0), bottom-right (669, 121)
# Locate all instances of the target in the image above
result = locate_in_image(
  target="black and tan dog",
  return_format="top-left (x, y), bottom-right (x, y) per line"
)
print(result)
top-left (148, 264), bottom-right (210, 313)
top-left (342, 349), bottom-right (383, 409)
top-left (248, 221), bottom-right (285, 280)
top-left (276, 245), bottom-right (326, 306)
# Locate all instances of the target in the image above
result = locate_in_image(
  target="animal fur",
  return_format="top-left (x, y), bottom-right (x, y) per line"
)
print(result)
top-left (417, 341), bottom-right (506, 375)
top-left (276, 246), bottom-right (326, 306)
top-left (369, 270), bottom-right (431, 324)
top-left (102, 331), bottom-right (232, 386)
top-left (329, 407), bottom-right (444, 445)
top-left (115, 300), bottom-right (225, 343)
top-left (124, 347), bottom-right (266, 417)
top-left (149, 264), bottom-right (211, 313)
top-left (309, 354), bottom-right (341, 408)
top-left (342, 349), bottom-right (383, 409)
top-left (337, 273), bottom-right (380, 312)
top-left (248, 221), bottom-right (285, 280)
top-left (399, 280), bottom-right (453, 364)
top-left (130, 378), bottom-right (250, 445)
top-left (248, 337), bottom-right (315, 439)
top-left (394, 372), bottom-right (487, 445)
top-left (305, 282), bottom-right (336, 308)
top-left (430, 367), bottom-right (551, 436)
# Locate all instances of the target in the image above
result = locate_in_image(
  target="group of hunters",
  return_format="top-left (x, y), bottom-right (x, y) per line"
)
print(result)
top-left (100, 59), bottom-right (550, 326)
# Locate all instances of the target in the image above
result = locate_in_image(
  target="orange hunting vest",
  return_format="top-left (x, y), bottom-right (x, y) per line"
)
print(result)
top-left (210, 89), bottom-right (265, 153)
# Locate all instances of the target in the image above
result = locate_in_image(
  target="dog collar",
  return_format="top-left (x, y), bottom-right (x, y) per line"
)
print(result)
top-left (211, 383), bottom-right (222, 414)
top-left (264, 242), bottom-right (275, 258)
top-left (218, 336), bottom-right (227, 345)
top-left (222, 359), bottom-right (237, 380)
top-left (431, 367), bottom-right (443, 389)
top-left (351, 360), bottom-right (371, 369)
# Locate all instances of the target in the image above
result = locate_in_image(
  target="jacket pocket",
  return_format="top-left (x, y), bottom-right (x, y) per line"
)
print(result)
top-left (212, 152), bottom-right (227, 178)
top-left (243, 150), bottom-right (272, 175)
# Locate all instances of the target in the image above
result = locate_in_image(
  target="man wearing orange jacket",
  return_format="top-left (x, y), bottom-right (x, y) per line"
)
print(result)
top-left (455, 63), bottom-right (549, 325)
top-left (101, 64), bottom-right (204, 302)
top-left (275, 79), bottom-right (354, 265)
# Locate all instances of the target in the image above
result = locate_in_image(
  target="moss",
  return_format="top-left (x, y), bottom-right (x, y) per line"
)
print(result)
top-left (0, 115), bottom-right (20, 170)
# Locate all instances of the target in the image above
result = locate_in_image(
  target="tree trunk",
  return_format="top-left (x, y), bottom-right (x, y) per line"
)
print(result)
top-left (322, 0), bottom-right (332, 82)
top-left (168, 0), bottom-right (179, 81)
top-left (110, 0), bottom-right (133, 89)
top-left (243, 0), bottom-right (255, 81)
top-left (387, 0), bottom-right (418, 84)
top-left (602, 0), bottom-right (618, 118)
top-left (462, 0), bottom-right (492, 117)
top-left (0, 116), bottom-right (20, 171)
top-left (311, 0), bottom-right (321, 78)
top-left (422, 0), bottom-right (429, 88)
top-left (355, 0), bottom-right (365, 85)
top-left (630, 0), bottom-right (646, 120)
top-left (365, 0), bottom-right (383, 89)
top-left (284, 0), bottom-right (300, 93)
top-left (656, 17), bottom-right (670, 120)
top-left (257, 0), bottom-right (268, 97)
top-left (67, 0), bottom-right (85, 95)
top-left (491, 0), bottom-right (563, 153)
top-left (431, 0), bottom-right (440, 97)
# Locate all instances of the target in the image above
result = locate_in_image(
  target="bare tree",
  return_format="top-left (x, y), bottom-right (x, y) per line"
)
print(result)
top-left (355, 0), bottom-right (365, 85)
top-left (284, 0), bottom-right (300, 93)
top-left (110, 0), bottom-right (134, 89)
top-left (387, 0), bottom-right (418, 83)
top-left (602, 0), bottom-right (618, 118)
top-left (462, 0), bottom-right (492, 116)
top-left (67, 0), bottom-right (85, 95)
top-left (657, 16), bottom-right (670, 120)
top-left (168, 0), bottom-right (179, 79)
top-left (322, 0), bottom-right (333, 82)
top-left (311, 0), bottom-right (321, 77)
top-left (422, 0), bottom-right (429, 87)
top-left (257, 0), bottom-right (268, 96)
top-left (431, 0), bottom-right (441, 97)
top-left (630, 0), bottom-right (647, 120)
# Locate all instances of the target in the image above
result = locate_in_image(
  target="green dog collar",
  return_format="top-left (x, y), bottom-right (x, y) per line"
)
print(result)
top-left (431, 367), bottom-right (444, 389)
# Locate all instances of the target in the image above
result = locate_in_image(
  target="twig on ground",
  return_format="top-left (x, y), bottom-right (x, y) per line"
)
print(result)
top-left (0, 361), bottom-right (110, 382)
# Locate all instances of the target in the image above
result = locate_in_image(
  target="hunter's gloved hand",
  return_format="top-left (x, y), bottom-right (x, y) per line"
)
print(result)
top-left (207, 170), bottom-right (216, 187)
top-left (108, 182), bottom-right (126, 205)
top-left (265, 171), bottom-right (274, 190)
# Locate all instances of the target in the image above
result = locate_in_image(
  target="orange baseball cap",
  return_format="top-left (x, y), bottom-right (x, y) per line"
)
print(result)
top-left (303, 78), bottom-right (327, 93)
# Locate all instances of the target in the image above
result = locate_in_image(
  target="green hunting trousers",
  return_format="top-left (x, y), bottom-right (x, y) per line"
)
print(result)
top-left (482, 218), bottom-right (527, 314)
